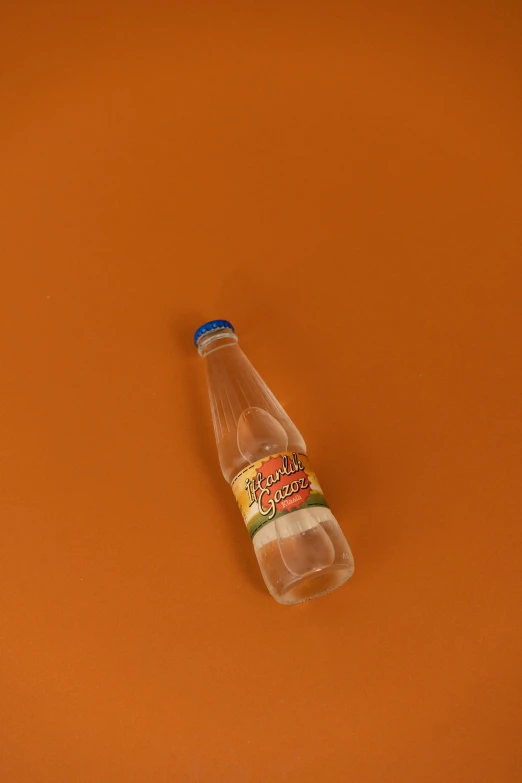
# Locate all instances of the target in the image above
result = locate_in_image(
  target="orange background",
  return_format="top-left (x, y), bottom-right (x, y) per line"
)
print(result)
top-left (1, 2), bottom-right (521, 781)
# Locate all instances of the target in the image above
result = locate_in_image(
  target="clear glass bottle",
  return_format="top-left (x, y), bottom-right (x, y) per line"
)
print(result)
top-left (195, 320), bottom-right (354, 605)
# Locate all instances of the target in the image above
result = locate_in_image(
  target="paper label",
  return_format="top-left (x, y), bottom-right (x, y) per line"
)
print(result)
top-left (231, 452), bottom-right (330, 539)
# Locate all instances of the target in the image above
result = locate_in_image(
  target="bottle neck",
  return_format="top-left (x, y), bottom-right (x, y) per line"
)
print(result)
top-left (197, 328), bottom-right (238, 357)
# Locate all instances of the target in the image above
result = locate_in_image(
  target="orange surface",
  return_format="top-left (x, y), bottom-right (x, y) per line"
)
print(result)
top-left (1, 3), bottom-right (521, 781)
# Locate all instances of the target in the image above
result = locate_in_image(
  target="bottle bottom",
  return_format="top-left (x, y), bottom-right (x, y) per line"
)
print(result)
top-left (253, 508), bottom-right (354, 606)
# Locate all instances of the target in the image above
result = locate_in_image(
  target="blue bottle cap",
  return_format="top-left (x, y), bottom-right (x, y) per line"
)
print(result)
top-left (193, 319), bottom-right (235, 347)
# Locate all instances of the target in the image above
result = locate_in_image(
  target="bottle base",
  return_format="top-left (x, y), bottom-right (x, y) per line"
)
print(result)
top-left (270, 562), bottom-right (354, 606)
top-left (253, 508), bottom-right (355, 605)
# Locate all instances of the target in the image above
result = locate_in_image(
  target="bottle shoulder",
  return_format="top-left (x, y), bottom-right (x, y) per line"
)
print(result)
top-left (204, 344), bottom-right (306, 483)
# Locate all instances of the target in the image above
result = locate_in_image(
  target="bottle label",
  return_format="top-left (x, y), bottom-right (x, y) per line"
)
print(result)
top-left (231, 452), bottom-right (330, 539)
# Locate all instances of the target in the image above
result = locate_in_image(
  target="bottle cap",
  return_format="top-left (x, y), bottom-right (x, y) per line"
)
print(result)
top-left (193, 320), bottom-right (235, 347)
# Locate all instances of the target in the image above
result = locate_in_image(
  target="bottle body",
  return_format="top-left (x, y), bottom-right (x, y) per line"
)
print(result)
top-left (195, 321), bottom-right (354, 605)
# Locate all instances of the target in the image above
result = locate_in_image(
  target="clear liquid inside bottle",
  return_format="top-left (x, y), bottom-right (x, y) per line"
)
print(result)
top-left (197, 325), bottom-right (354, 605)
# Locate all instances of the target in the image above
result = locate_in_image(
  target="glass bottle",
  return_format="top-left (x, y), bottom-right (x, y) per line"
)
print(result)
top-left (195, 320), bottom-right (354, 605)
